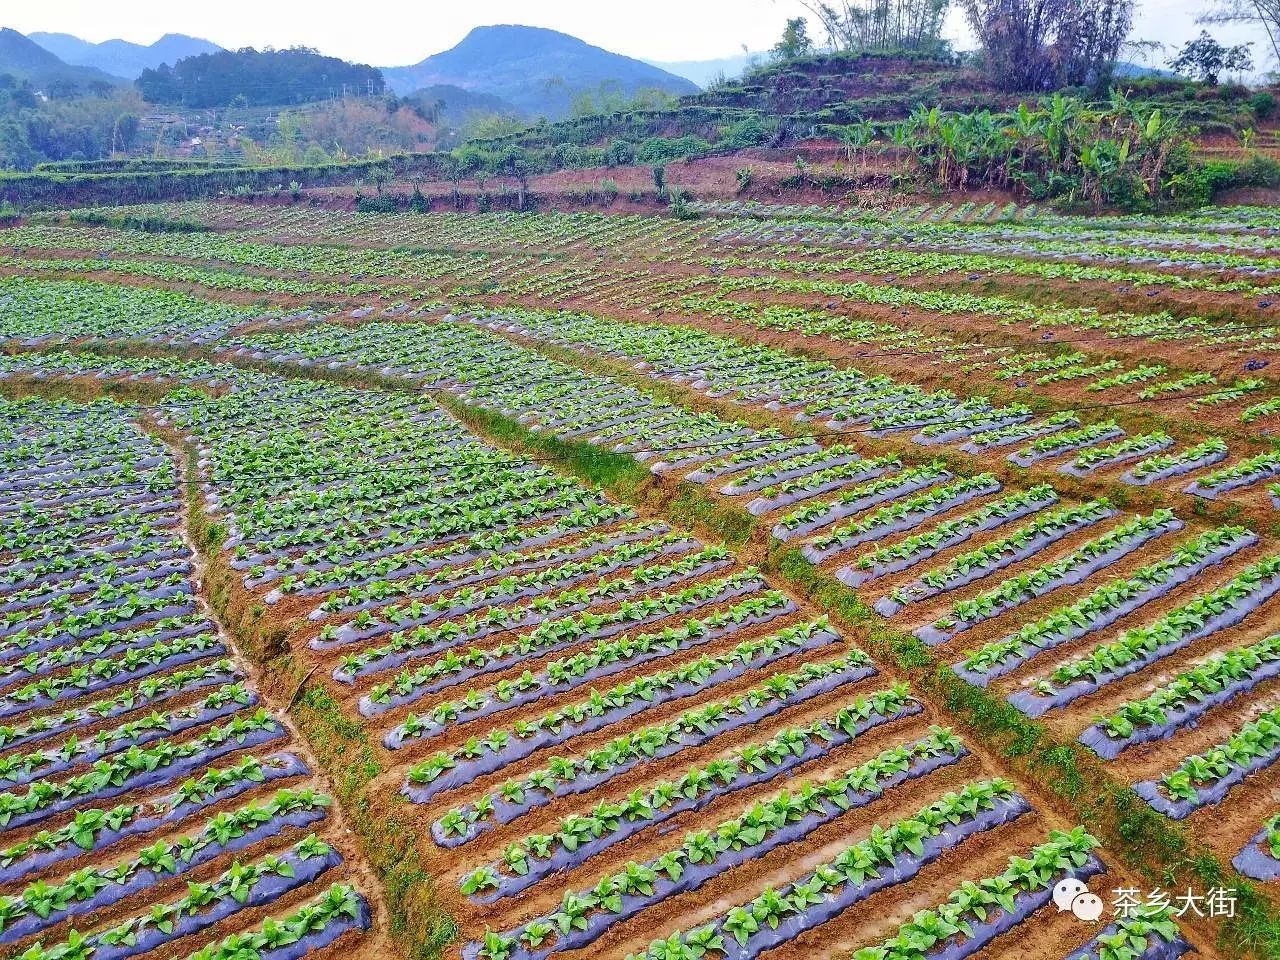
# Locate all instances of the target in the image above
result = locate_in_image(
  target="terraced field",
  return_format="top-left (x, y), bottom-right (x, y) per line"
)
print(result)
top-left (4, 198), bottom-right (1280, 960)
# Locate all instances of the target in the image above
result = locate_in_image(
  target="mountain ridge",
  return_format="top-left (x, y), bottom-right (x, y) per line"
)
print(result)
top-left (0, 28), bottom-right (124, 89)
top-left (382, 24), bottom-right (697, 118)
top-left (29, 31), bottom-right (224, 79)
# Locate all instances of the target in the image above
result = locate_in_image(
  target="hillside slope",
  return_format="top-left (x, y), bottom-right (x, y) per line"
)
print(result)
top-left (406, 83), bottom-right (525, 121)
top-left (382, 24), bottom-right (697, 118)
top-left (29, 31), bottom-right (223, 78)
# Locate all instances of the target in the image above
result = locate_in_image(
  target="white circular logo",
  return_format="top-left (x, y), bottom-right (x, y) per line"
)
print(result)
top-left (1053, 878), bottom-right (1104, 921)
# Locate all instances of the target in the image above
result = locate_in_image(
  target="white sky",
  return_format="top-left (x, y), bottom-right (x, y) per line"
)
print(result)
top-left (2, 0), bottom-right (1266, 68)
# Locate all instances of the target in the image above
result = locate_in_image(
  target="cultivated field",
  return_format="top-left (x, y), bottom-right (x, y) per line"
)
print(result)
top-left (2, 197), bottom-right (1280, 960)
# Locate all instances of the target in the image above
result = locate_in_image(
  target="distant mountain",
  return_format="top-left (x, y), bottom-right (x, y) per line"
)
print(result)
top-left (0, 27), bottom-right (123, 91)
top-left (647, 52), bottom-right (765, 88)
top-left (1113, 60), bottom-right (1175, 78)
top-left (383, 25), bottom-right (697, 119)
top-left (30, 31), bottom-right (223, 79)
top-left (21, 31), bottom-right (97, 64)
top-left (405, 84), bottom-right (525, 122)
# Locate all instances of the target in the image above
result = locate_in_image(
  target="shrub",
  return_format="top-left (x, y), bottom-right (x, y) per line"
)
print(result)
top-left (717, 114), bottom-right (770, 149)
top-left (668, 188), bottom-right (699, 220)
top-left (68, 209), bottom-right (208, 232)
top-left (1251, 91), bottom-right (1277, 120)
top-left (604, 139), bottom-right (635, 166)
top-left (900, 95), bottom-right (1197, 210)
top-left (354, 194), bottom-right (399, 213)
top-left (1169, 155), bottom-right (1280, 207)
top-left (1225, 154), bottom-right (1280, 188)
top-left (652, 164), bottom-right (667, 195)
top-left (636, 136), bottom-right (712, 165)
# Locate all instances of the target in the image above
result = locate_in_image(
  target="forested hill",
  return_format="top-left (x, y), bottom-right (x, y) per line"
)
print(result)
top-left (136, 47), bottom-right (385, 107)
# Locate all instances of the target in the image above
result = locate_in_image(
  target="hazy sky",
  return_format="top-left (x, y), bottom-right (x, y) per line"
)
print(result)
top-left (3, 0), bottom-right (1264, 68)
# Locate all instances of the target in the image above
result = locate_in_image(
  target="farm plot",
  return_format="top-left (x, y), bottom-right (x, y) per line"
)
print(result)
top-left (222, 312), bottom-right (1057, 473)
top-left (456, 308), bottom-right (1251, 498)
top-left (0, 347), bottom-right (1169, 960)
top-left (66, 200), bottom-right (1280, 297)
top-left (7, 194), bottom-right (1279, 955)
top-left (209, 305), bottom-right (1280, 908)
top-left (0, 275), bottom-right (267, 345)
top-left (7, 206), bottom-right (1280, 510)
top-left (0, 393), bottom-right (376, 960)
top-left (939, 510), bottom-right (1280, 873)
top-left (13, 207), bottom-right (1280, 399)
top-left (430, 308), bottom-right (1280, 886)
top-left (696, 212), bottom-right (1280, 290)
top-left (454, 307), bottom-right (1280, 520)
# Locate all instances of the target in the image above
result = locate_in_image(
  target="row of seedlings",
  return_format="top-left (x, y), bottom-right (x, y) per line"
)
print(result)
top-left (125, 356), bottom-right (1102, 955)
top-left (22, 332), bottom-right (1164, 957)
top-left (0, 393), bottom-right (376, 960)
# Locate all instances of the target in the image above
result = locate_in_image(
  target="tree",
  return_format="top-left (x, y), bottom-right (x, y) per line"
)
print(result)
top-left (1122, 38), bottom-right (1166, 71)
top-left (458, 111), bottom-right (526, 141)
top-left (302, 144), bottom-right (331, 165)
top-left (772, 18), bottom-right (815, 60)
top-left (276, 110), bottom-right (303, 164)
top-left (46, 78), bottom-right (81, 101)
top-left (111, 113), bottom-right (139, 154)
top-left (440, 154), bottom-right (465, 208)
top-left (1056, 0), bottom-right (1134, 88)
top-left (0, 80), bottom-right (148, 169)
top-left (500, 147), bottom-right (536, 210)
top-left (799, 0), bottom-right (951, 52)
top-left (1167, 30), bottom-right (1253, 83)
top-left (416, 97), bottom-right (446, 124)
top-left (455, 144), bottom-right (493, 191)
top-left (960, 0), bottom-right (1134, 90)
top-left (1198, 0), bottom-right (1280, 69)
top-left (604, 139), bottom-right (635, 166)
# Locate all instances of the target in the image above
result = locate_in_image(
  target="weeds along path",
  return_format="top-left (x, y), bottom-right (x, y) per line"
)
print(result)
top-left (0, 347), bottom-right (1222, 960)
